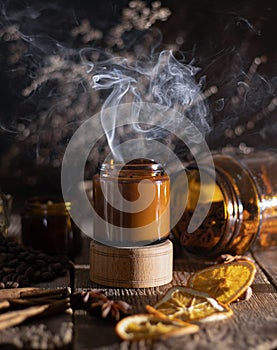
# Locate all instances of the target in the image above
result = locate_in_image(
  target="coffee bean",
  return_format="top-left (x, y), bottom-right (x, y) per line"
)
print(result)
top-left (12, 281), bottom-right (19, 288)
top-left (0, 233), bottom-right (70, 288)
top-left (3, 274), bottom-right (13, 283)
top-left (16, 275), bottom-right (25, 284)
top-left (16, 262), bottom-right (28, 274)
top-left (32, 270), bottom-right (41, 282)
top-left (19, 251), bottom-right (28, 258)
top-left (20, 278), bottom-right (30, 287)
top-left (6, 253), bottom-right (15, 260)
top-left (35, 259), bottom-right (47, 268)
top-left (8, 246), bottom-right (21, 254)
top-left (25, 253), bottom-right (36, 263)
top-left (7, 240), bottom-right (17, 248)
top-left (3, 266), bottom-right (14, 274)
top-left (41, 271), bottom-right (53, 281)
top-left (40, 267), bottom-right (47, 274)
top-left (24, 266), bottom-right (34, 279)
top-left (7, 258), bottom-right (19, 268)
top-left (12, 273), bottom-right (19, 281)
top-left (37, 253), bottom-right (49, 260)
top-left (5, 281), bottom-right (14, 288)
top-left (51, 262), bottom-right (63, 272)
top-left (56, 255), bottom-right (69, 265)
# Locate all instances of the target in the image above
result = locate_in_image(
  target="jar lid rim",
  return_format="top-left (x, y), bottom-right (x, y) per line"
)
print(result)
top-left (99, 159), bottom-right (166, 173)
top-left (25, 196), bottom-right (71, 209)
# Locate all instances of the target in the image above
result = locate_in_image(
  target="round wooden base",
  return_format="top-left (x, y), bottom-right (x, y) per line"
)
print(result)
top-left (89, 239), bottom-right (173, 288)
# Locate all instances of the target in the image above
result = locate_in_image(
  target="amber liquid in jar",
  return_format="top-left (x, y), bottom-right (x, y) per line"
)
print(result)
top-left (21, 197), bottom-right (82, 256)
top-left (172, 170), bottom-right (227, 256)
top-left (172, 151), bottom-right (277, 257)
top-left (92, 159), bottom-right (170, 246)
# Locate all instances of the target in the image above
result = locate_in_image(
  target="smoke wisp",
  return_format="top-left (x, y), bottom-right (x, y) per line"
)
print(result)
top-left (90, 50), bottom-right (212, 162)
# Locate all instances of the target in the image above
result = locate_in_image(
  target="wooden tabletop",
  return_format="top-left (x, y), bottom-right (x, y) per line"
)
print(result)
top-left (1, 216), bottom-right (277, 350)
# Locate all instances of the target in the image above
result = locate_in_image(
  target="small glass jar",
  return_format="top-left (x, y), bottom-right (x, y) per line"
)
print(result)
top-left (92, 159), bottom-right (170, 246)
top-left (21, 197), bottom-right (82, 256)
top-left (172, 151), bottom-right (277, 258)
top-left (0, 192), bottom-right (12, 236)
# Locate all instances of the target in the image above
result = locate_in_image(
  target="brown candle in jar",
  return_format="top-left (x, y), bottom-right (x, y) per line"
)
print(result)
top-left (92, 159), bottom-right (170, 246)
top-left (21, 197), bottom-right (82, 256)
top-left (172, 151), bottom-right (277, 257)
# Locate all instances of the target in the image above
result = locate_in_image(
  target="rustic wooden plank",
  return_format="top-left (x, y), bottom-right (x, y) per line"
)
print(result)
top-left (252, 246), bottom-right (277, 289)
top-left (10, 208), bottom-right (277, 350)
top-left (116, 271), bottom-right (277, 350)
top-left (31, 272), bottom-right (71, 290)
top-left (73, 266), bottom-right (176, 350)
top-left (73, 256), bottom-right (277, 350)
top-left (151, 263), bottom-right (277, 350)
top-left (73, 310), bottom-right (120, 350)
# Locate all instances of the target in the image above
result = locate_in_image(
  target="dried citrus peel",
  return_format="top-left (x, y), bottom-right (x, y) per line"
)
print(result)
top-left (115, 314), bottom-right (199, 341)
top-left (115, 259), bottom-right (256, 341)
top-left (148, 286), bottom-right (233, 323)
top-left (187, 260), bottom-right (256, 304)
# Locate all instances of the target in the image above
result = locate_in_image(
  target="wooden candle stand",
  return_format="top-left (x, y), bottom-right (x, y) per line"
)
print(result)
top-left (89, 239), bottom-right (173, 288)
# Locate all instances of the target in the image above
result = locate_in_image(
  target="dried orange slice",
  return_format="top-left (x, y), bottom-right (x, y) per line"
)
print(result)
top-left (187, 260), bottom-right (256, 304)
top-left (115, 314), bottom-right (199, 341)
top-left (148, 286), bottom-right (232, 323)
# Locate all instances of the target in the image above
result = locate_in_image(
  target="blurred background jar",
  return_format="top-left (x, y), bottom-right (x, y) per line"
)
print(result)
top-left (0, 191), bottom-right (12, 236)
top-left (21, 196), bottom-right (82, 257)
top-left (171, 151), bottom-right (277, 258)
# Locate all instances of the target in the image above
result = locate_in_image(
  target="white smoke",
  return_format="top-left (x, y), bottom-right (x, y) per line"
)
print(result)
top-left (90, 50), bottom-right (212, 162)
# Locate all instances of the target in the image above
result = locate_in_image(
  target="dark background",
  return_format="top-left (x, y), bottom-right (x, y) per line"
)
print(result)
top-left (0, 0), bottom-right (276, 197)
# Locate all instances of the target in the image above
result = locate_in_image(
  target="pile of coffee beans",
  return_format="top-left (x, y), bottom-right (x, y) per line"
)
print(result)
top-left (0, 234), bottom-right (69, 288)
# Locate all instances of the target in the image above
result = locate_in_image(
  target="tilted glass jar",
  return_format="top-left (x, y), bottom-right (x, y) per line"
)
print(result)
top-left (92, 159), bottom-right (170, 247)
top-left (172, 151), bottom-right (277, 258)
top-left (21, 196), bottom-right (82, 256)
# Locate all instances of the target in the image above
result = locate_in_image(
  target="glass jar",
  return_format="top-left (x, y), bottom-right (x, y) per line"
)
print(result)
top-left (21, 197), bottom-right (82, 256)
top-left (172, 151), bottom-right (277, 258)
top-left (0, 191), bottom-right (12, 236)
top-left (92, 159), bottom-right (170, 246)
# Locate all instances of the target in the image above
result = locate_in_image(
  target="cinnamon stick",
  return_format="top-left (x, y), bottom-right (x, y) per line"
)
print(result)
top-left (0, 298), bottom-right (71, 331)
top-left (20, 287), bottom-right (70, 299)
top-left (0, 304), bottom-right (49, 331)
top-left (0, 288), bottom-right (38, 301)
top-left (0, 300), bottom-right (10, 311)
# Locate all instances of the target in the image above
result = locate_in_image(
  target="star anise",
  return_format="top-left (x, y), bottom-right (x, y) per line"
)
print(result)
top-left (70, 290), bottom-right (132, 321)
